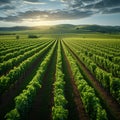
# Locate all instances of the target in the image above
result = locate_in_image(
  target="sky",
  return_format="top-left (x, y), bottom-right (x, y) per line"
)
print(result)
top-left (0, 0), bottom-right (120, 27)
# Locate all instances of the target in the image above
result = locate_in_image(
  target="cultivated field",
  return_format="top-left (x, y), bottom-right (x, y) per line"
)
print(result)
top-left (0, 33), bottom-right (120, 120)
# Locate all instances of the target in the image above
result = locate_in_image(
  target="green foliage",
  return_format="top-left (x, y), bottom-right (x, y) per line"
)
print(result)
top-left (0, 33), bottom-right (120, 120)
top-left (63, 43), bottom-right (108, 120)
top-left (64, 38), bottom-right (120, 103)
top-left (52, 42), bottom-right (68, 120)
top-left (28, 34), bottom-right (38, 38)
top-left (95, 67), bottom-right (111, 90)
top-left (52, 106), bottom-right (68, 120)
top-left (110, 77), bottom-right (120, 102)
top-left (5, 109), bottom-right (20, 120)
top-left (0, 41), bottom-right (53, 94)
top-left (16, 35), bottom-right (19, 40)
top-left (5, 41), bottom-right (57, 119)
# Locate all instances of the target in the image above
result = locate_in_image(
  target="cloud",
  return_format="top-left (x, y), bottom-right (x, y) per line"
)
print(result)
top-left (23, 1), bottom-right (46, 5)
top-left (102, 7), bottom-right (120, 14)
top-left (23, 0), bottom-right (51, 2)
top-left (0, 0), bottom-right (11, 5)
top-left (0, 4), bottom-right (15, 10)
top-left (0, 0), bottom-right (120, 22)
top-left (0, 9), bottom-right (94, 22)
top-left (65, 0), bottom-right (120, 14)
top-left (92, 0), bottom-right (120, 8)
top-left (64, 0), bottom-right (120, 9)
top-left (23, 0), bottom-right (40, 2)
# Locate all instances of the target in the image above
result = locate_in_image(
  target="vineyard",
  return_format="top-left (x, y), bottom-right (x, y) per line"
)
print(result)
top-left (0, 34), bottom-right (120, 120)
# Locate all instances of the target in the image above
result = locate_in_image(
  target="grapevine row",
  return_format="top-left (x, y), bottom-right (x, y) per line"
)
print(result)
top-left (4, 41), bottom-right (57, 120)
top-left (0, 41), bottom-right (47, 62)
top-left (0, 41), bottom-right (54, 94)
top-left (0, 40), bottom-right (41, 56)
top-left (62, 41), bottom-right (108, 120)
top-left (52, 41), bottom-right (68, 120)
top-left (0, 40), bottom-right (51, 76)
top-left (70, 42), bottom-right (120, 77)
top-left (64, 40), bottom-right (120, 102)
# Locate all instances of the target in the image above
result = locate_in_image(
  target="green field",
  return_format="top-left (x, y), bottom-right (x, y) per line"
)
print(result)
top-left (0, 32), bottom-right (120, 120)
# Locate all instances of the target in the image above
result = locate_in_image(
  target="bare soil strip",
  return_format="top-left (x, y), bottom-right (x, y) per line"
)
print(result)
top-left (0, 44), bottom-right (53, 120)
top-left (27, 44), bottom-right (57, 120)
top-left (61, 42), bottom-right (89, 120)
top-left (64, 42), bottom-right (120, 120)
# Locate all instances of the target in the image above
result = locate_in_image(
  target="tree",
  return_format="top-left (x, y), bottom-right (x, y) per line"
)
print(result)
top-left (16, 35), bottom-right (19, 40)
top-left (28, 34), bottom-right (38, 38)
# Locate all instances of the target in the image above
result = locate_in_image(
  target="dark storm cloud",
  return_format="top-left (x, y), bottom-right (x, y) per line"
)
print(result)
top-left (0, 0), bottom-right (120, 22)
top-left (0, 5), bottom-right (15, 10)
top-left (70, 0), bottom-right (120, 8)
top-left (65, 0), bottom-right (120, 14)
top-left (102, 7), bottom-right (120, 14)
top-left (23, 0), bottom-right (39, 2)
top-left (23, 0), bottom-right (50, 2)
top-left (92, 0), bottom-right (120, 8)
top-left (0, 0), bottom-right (11, 4)
top-left (0, 16), bottom-right (20, 21)
top-left (0, 9), bottom-right (94, 22)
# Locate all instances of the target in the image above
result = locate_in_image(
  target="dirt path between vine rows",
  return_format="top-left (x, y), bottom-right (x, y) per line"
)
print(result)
top-left (61, 43), bottom-right (89, 120)
top-left (63, 41), bottom-right (120, 120)
top-left (0, 43), bottom-right (53, 120)
top-left (27, 44), bottom-right (57, 120)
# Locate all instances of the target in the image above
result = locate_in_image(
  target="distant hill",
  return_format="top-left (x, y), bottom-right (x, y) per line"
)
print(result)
top-left (0, 24), bottom-right (120, 33)
top-left (77, 25), bottom-right (120, 33)
top-left (0, 26), bottom-right (34, 31)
